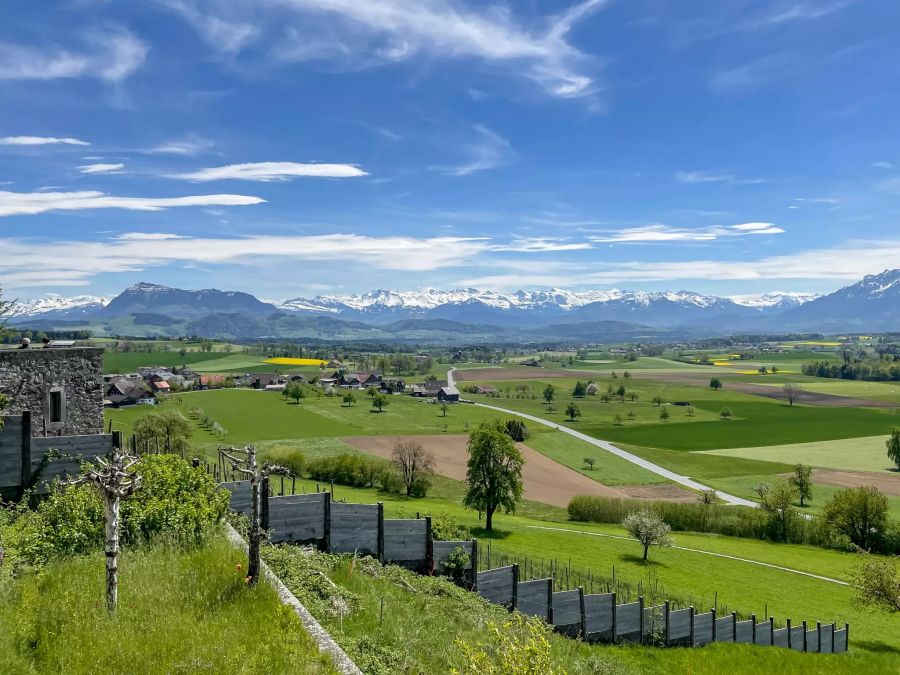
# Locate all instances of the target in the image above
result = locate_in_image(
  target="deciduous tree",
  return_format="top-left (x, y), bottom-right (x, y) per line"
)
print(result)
top-left (392, 441), bottom-right (435, 497)
top-left (463, 422), bottom-right (524, 531)
top-left (790, 464), bottom-right (813, 506)
top-left (372, 393), bottom-right (389, 412)
top-left (822, 486), bottom-right (888, 551)
top-left (572, 381), bottom-right (587, 398)
top-left (851, 553), bottom-right (900, 613)
top-left (783, 383), bottom-right (801, 407)
top-left (542, 384), bottom-right (556, 405)
top-left (623, 509), bottom-right (673, 561)
top-left (710, 377), bottom-right (722, 390)
top-left (565, 403), bottom-right (581, 422)
top-left (886, 427), bottom-right (900, 471)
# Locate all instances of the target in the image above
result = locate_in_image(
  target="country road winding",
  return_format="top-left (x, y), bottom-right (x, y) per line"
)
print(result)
top-left (448, 367), bottom-right (758, 508)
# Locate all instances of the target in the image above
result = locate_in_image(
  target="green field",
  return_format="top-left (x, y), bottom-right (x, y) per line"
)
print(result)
top-left (702, 435), bottom-right (898, 473)
top-left (102, 349), bottom-right (234, 374)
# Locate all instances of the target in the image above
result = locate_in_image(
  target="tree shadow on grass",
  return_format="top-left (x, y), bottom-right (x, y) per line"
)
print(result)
top-left (853, 640), bottom-right (900, 655)
top-left (470, 527), bottom-right (512, 540)
top-left (620, 553), bottom-right (668, 568)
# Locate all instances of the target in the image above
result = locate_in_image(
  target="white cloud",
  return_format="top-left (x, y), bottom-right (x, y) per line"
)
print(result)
top-left (448, 125), bottom-right (512, 177)
top-left (0, 136), bottom-right (90, 146)
top-left (159, 0), bottom-right (606, 98)
top-left (78, 163), bottom-right (125, 174)
top-left (589, 223), bottom-right (784, 243)
top-left (170, 161), bottom-right (368, 182)
top-left (872, 161), bottom-right (893, 169)
top-left (494, 237), bottom-right (592, 252)
top-left (0, 232), bottom-right (490, 287)
top-left (757, 2), bottom-right (851, 26)
top-left (794, 197), bottom-right (840, 205)
top-left (0, 26), bottom-right (148, 83)
top-left (0, 190), bottom-right (265, 216)
top-left (675, 171), bottom-right (764, 185)
top-left (148, 135), bottom-right (216, 155)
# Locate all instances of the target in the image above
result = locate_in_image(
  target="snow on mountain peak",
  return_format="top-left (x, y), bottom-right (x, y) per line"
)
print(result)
top-left (12, 293), bottom-right (110, 317)
top-left (727, 291), bottom-right (820, 308)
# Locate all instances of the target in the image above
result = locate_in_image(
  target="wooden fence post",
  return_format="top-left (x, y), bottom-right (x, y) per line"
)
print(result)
top-left (322, 491), bottom-right (331, 552)
top-left (471, 540), bottom-right (479, 591)
top-left (511, 564), bottom-right (519, 609)
top-left (769, 617), bottom-right (775, 646)
top-left (664, 601), bottom-right (670, 646)
top-left (19, 411), bottom-right (32, 495)
top-left (610, 592), bottom-right (617, 643)
top-left (111, 430), bottom-right (122, 451)
top-left (817, 621), bottom-right (821, 653)
top-left (638, 595), bottom-right (645, 645)
top-left (689, 606), bottom-right (695, 647)
top-left (732, 611), bottom-right (737, 642)
top-left (425, 516), bottom-right (433, 574)
top-left (376, 502), bottom-right (384, 563)
top-left (260, 476), bottom-right (270, 531)
top-left (711, 608), bottom-right (717, 643)
top-left (787, 618), bottom-right (792, 649)
top-left (845, 622), bottom-right (849, 652)
top-left (751, 613), bottom-right (757, 644)
top-left (548, 579), bottom-right (555, 625)
top-left (579, 587), bottom-right (587, 639)
top-left (803, 620), bottom-right (808, 652)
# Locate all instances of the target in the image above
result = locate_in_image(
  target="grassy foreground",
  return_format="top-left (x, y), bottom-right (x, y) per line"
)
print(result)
top-left (0, 536), bottom-right (335, 675)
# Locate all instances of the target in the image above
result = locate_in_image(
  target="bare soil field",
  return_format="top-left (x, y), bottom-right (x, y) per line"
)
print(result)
top-left (341, 434), bottom-right (696, 508)
top-left (780, 469), bottom-right (900, 497)
top-left (630, 371), bottom-right (896, 408)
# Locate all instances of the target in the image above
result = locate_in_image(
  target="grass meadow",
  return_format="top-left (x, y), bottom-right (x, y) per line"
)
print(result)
top-left (0, 536), bottom-right (335, 674)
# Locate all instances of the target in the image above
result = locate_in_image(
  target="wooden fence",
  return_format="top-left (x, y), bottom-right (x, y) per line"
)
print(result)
top-left (0, 413), bottom-right (117, 496)
top-left (220, 480), bottom-right (848, 654)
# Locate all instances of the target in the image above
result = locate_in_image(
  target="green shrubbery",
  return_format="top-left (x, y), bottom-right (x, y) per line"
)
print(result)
top-left (1, 455), bottom-right (229, 570)
top-left (274, 451), bottom-right (433, 497)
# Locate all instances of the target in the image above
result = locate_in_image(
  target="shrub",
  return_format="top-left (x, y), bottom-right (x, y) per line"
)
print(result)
top-left (430, 512), bottom-right (469, 541)
top-left (504, 419), bottom-right (528, 442)
top-left (268, 448), bottom-right (307, 478)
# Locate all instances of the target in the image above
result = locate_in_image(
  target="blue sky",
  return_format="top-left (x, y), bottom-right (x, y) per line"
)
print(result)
top-left (2, 0), bottom-right (900, 301)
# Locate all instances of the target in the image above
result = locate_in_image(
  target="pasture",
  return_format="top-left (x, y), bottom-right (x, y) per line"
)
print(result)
top-left (102, 349), bottom-right (233, 374)
top-left (702, 435), bottom-right (898, 473)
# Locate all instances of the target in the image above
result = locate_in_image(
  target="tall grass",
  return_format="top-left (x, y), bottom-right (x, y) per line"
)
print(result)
top-left (0, 536), bottom-right (335, 674)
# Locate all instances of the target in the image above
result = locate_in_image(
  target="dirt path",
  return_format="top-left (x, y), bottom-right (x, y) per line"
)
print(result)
top-left (341, 434), bottom-right (696, 508)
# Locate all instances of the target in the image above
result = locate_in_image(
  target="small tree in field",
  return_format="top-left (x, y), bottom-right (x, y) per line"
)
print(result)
top-left (614, 413), bottom-right (623, 425)
top-left (440, 403), bottom-right (449, 417)
top-left (659, 407), bottom-right (670, 422)
top-left (790, 464), bottom-right (813, 506)
top-left (220, 445), bottom-right (290, 586)
top-left (699, 488), bottom-right (717, 504)
top-left (542, 384), bottom-right (556, 405)
top-left (342, 390), bottom-right (356, 407)
top-left (720, 407), bottom-right (732, 420)
top-left (392, 441), bottom-right (435, 497)
top-left (623, 509), bottom-right (673, 561)
top-left (710, 377), bottom-right (722, 390)
top-left (822, 486), bottom-right (888, 551)
top-left (783, 383), bottom-right (801, 407)
top-left (372, 393), bottom-right (389, 412)
top-left (463, 422), bottom-right (524, 531)
top-left (68, 449), bottom-right (142, 611)
top-left (584, 456), bottom-right (596, 470)
top-left (686, 405), bottom-right (695, 417)
top-left (505, 419), bottom-right (528, 442)
top-left (572, 381), bottom-right (587, 398)
top-left (851, 553), bottom-right (900, 613)
top-left (652, 395), bottom-right (663, 407)
top-left (886, 427), bottom-right (900, 471)
top-left (283, 382), bottom-right (306, 404)
top-left (565, 403), bottom-right (581, 422)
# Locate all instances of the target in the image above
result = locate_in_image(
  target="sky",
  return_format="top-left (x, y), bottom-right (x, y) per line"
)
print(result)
top-left (2, 0), bottom-right (900, 302)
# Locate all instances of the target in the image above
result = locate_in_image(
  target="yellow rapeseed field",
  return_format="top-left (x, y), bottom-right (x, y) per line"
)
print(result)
top-left (264, 357), bottom-right (327, 366)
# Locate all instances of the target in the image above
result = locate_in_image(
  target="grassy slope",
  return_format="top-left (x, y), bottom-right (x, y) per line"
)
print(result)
top-left (702, 435), bottom-right (897, 473)
top-left (102, 349), bottom-right (233, 374)
top-left (0, 536), bottom-right (334, 675)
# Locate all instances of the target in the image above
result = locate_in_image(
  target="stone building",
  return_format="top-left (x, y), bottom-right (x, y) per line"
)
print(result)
top-left (0, 347), bottom-right (104, 436)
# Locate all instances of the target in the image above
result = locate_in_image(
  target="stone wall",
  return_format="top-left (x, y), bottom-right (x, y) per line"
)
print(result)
top-left (0, 347), bottom-right (104, 436)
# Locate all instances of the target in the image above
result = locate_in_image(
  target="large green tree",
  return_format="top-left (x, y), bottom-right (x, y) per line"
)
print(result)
top-left (463, 422), bottom-right (524, 531)
top-left (886, 427), bottom-right (900, 471)
top-left (789, 464), bottom-right (813, 506)
top-left (133, 410), bottom-right (193, 454)
top-left (822, 486), bottom-right (888, 551)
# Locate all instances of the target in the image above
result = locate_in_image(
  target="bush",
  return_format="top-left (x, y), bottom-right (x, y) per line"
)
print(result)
top-left (268, 448), bottom-right (307, 478)
top-left (307, 454), bottom-right (385, 488)
top-left (504, 419), bottom-right (528, 442)
top-left (430, 512), bottom-right (469, 541)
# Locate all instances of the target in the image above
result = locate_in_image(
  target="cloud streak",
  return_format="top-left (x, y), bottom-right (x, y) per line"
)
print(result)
top-left (0, 136), bottom-right (90, 146)
top-left (589, 223), bottom-right (784, 243)
top-left (170, 161), bottom-right (369, 181)
top-left (448, 125), bottom-right (512, 177)
top-left (0, 190), bottom-right (264, 216)
top-left (675, 171), bottom-right (764, 185)
top-left (78, 163), bottom-right (125, 174)
top-left (0, 26), bottom-right (148, 82)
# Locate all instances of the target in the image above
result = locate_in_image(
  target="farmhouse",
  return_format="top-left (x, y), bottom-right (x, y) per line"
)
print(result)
top-left (0, 346), bottom-right (104, 435)
top-left (437, 386), bottom-right (460, 403)
top-left (339, 372), bottom-right (382, 389)
top-left (473, 385), bottom-right (497, 394)
top-left (521, 358), bottom-right (542, 367)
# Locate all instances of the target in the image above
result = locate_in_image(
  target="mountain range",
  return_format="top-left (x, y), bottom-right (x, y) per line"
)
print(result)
top-left (8, 270), bottom-right (900, 341)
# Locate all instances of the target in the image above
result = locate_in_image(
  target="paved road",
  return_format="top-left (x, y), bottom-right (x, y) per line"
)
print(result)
top-left (448, 367), bottom-right (758, 508)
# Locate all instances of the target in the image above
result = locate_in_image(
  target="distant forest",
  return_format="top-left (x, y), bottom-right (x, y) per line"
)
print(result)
top-left (803, 359), bottom-right (900, 382)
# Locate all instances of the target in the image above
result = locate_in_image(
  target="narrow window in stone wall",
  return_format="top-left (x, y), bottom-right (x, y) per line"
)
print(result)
top-left (48, 388), bottom-right (66, 424)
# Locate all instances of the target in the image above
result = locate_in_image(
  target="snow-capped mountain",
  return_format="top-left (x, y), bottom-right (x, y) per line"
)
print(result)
top-left (778, 269), bottom-right (900, 330)
top-left (727, 292), bottom-right (821, 309)
top-left (11, 294), bottom-right (109, 319)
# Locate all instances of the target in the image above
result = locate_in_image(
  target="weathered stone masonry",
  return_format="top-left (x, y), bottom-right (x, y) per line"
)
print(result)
top-left (0, 347), bottom-right (104, 436)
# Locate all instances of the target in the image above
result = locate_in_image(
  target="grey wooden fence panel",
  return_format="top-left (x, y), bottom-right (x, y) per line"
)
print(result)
top-left (0, 416), bottom-right (23, 487)
top-left (643, 605), bottom-right (666, 639)
top-left (820, 624), bottom-right (834, 653)
top-left (269, 493), bottom-right (326, 543)
top-left (667, 609), bottom-right (691, 642)
top-left (584, 593), bottom-right (614, 637)
top-left (805, 630), bottom-right (819, 653)
top-left (477, 566), bottom-right (514, 605)
top-left (551, 590), bottom-right (582, 629)
top-left (735, 620), bottom-right (753, 644)
top-left (789, 626), bottom-right (805, 651)
top-left (714, 616), bottom-right (734, 642)
top-left (693, 612), bottom-right (714, 646)
top-left (615, 602), bottom-right (641, 639)
top-left (222, 480), bottom-right (252, 514)
top-left (330, 502), bottom-right (378, 554)
top-left (772, 627), bottom-right (789, 648)
top-left (833, 628), bottom-right (848, 652)
top-left (754, 622), bottom-right (772, 646)
top-left (30, 434), bottom-right (115, 490)
top-left (517, 579), bottom-right (551, 620)
top-left (383, 519), bottom-right (427, 563)
top-left (433, 541), bottom-right (473, 568)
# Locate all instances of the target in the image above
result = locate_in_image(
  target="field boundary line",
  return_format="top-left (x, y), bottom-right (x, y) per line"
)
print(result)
top-left (524, 525), bottom-right (850, 586)
top-left (225, 524), bottom-right (364, 675)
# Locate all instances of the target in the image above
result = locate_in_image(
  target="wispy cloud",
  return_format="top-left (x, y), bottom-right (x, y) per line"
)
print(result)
top-left (0, 232), bottom-right (490, 287)
top-left (0, 136), bottom-right (90, 146)
top-left (0, 26), bottom-right (148, 82)
top-left (448, 125), bottom-right (513, 177)
top-left (494, 237), bottom-right (592, 252)
top-left (0, 190), bottom-right (264, 216)
top-left (675, 171), bottom-right (764, 185)
top-left (794, 197), bottom-right (840, 205)
top-left (754, 2), bottom-right (851, 27)
top-left (589, 222), bottom-right (784, 243)
top-left (148, 135), bottom-right (216, 155)
top-left (160, 0), bottom-right (607, 98)
top-left (872, 161), bottom-right (893, 169)
top-left (170, 161), bottom-right (369, 182)
top-left (78, 163), bottom-right (125, 174)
